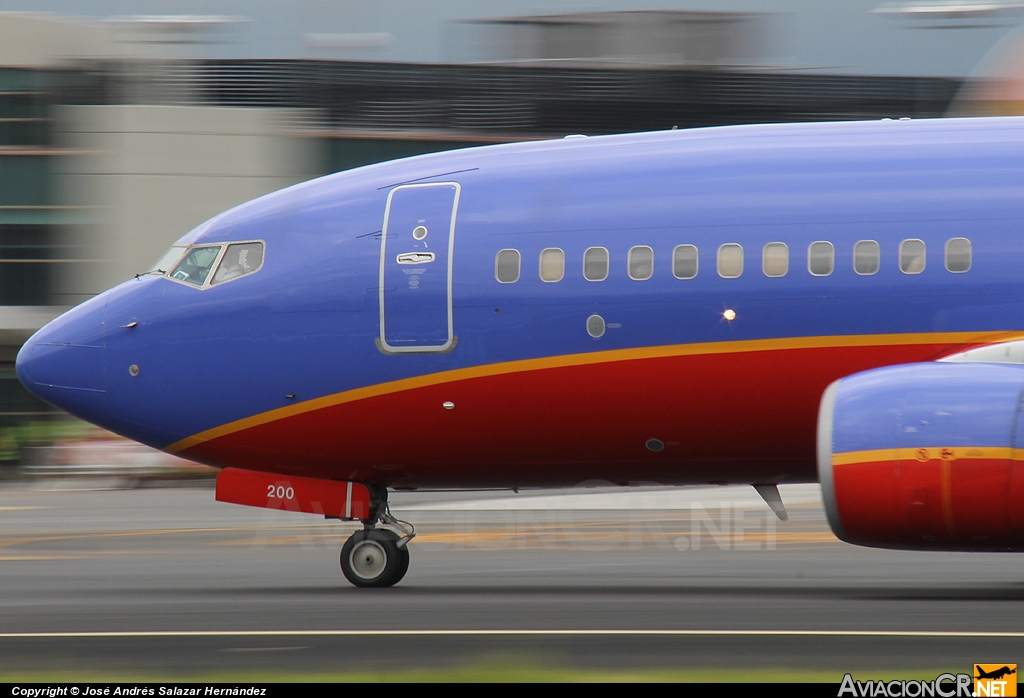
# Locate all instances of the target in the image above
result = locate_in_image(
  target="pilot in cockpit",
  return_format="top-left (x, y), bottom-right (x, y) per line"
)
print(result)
top-left (213, 246), bottom-right (250, 284)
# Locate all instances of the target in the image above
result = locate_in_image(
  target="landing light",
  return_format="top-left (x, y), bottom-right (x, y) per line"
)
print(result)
top-left (723, 309), bottom-right (736, 321)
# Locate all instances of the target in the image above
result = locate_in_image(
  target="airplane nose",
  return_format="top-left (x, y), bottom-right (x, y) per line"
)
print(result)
top-left (16, 294), bottom-right (110, 427)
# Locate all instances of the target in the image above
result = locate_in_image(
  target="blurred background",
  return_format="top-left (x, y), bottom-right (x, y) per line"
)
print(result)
top-left (3, 0), bottom-right (1024, 484)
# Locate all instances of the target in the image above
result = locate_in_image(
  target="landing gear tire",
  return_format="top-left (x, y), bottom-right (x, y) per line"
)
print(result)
top-left (340, 529), bottom-right (409, 588)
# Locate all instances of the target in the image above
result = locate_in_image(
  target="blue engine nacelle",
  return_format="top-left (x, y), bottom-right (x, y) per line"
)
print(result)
top-left (817, 361), bottom-right (1024, 551)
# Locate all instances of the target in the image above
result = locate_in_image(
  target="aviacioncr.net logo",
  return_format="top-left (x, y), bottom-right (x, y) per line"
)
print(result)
top-left (974, 665), bottom-right (1017, 697)
top-left (838, 673), bottom-right (973, 697)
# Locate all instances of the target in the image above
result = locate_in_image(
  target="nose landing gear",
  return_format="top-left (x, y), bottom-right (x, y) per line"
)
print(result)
top-left (340, 491), bottom-right (415, 588)
top-left (214, 469), bottom-right (412, 587)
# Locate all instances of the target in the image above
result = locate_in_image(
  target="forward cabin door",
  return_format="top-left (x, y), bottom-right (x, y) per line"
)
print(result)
top-left (378, 182), bottom-right (460, 353)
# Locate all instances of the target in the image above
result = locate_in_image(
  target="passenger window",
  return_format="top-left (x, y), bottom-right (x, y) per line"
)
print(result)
top-left (150, 245), bottom-right (188, 274)
top-left (717, 244), bottom-right (743, 278)
top-left (854, 240), bottom-right (880, 275)
top-left (628, 246), bottom-right (654, 280)
top-left (495, 249), bottom-right (521, 283)
top-left (762, 242), bottom-right (788, 277)
top-left (673, 244), bottom-right (698, 279)
top-left (170, 246), bottom-right (222, 287)
top-left (945, 238), bottom-right (971, 273)
top-left (211, 242), bottom-right (265, 285)
top-left (583, 247), bottom-right (609, 281)
top-left (539, 248), bottom-right (565, 282)
top-left (808, 241), bottom-right (834, 276)
top-left (900, 239), bottom-right (926, 274)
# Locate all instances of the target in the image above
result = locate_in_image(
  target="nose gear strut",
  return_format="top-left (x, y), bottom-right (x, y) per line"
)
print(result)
top-left (339, 488), bottom-right (415, 587)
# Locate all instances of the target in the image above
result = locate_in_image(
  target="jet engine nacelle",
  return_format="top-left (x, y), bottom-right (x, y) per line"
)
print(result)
top-left (817, 361), bottom-right (1024, 551)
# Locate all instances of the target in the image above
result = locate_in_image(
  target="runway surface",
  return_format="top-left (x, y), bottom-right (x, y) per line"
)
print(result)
top-left (1, 481), bottom-right (1023, 678)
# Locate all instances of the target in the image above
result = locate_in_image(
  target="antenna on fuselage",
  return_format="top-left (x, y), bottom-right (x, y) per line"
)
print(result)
top-left (753, 484), bottom-right (788, 521)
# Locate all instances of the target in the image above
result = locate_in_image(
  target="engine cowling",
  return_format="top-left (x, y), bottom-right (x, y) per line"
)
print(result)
top-left (817, 361), bottom-right (1024, 551)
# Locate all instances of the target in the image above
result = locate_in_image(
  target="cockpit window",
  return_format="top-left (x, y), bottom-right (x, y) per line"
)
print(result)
top-left (150, 245), bottom-right (188, 274)
top-left (170, 246), bottom-right (222, 286)
top-left (211, 242), bottom-right (265, 285)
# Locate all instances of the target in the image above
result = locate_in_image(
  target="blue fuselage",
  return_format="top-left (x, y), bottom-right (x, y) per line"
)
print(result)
top-left (16, 117), bottom-right (1024, 488)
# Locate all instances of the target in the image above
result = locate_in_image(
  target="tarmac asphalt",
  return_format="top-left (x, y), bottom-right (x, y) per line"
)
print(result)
top-left (1, 481), bottom-right (1022, 678)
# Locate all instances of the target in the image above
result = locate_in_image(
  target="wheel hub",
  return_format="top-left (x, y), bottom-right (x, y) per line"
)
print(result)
top-left (349, 540), bottom-right (387, 580)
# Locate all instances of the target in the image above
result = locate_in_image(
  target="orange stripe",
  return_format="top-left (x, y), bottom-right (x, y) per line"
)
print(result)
top-left (166, 330), bottom-right (1022, 455)
top-left (832, 446), bottom-right (1017, 466)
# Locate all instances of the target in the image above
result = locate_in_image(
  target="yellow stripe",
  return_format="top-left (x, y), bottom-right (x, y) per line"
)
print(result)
top-left (166, 330), bottom-right (1021, 455)
top-left (832, 446), bottom-right (1017, 466)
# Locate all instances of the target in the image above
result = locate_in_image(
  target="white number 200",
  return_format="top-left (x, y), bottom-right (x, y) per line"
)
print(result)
top-left (267, 484), bottom-right (295, 500)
